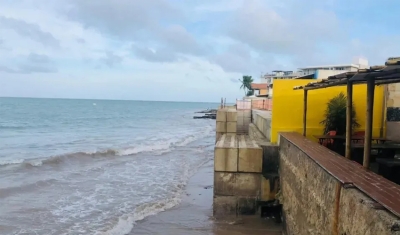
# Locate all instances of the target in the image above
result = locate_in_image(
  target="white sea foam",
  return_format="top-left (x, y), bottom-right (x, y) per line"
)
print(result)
top-left (96, 150), bottom-right (211, 235)
top-left (98, 197), bottom-right (182, 235)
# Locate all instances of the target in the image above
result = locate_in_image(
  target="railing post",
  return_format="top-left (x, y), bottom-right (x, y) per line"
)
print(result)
top-left (303, 90), bottom-right (308, 136)
top-left (345, 81), bottom-right (353, 159)
top-left (363, 78), bottom-right (375, 168)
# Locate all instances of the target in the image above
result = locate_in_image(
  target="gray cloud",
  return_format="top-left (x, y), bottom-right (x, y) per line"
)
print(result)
top-left (64, 0), bottom-right (207, 62)
top-left (132, 45), bottom-right (178, 63)
top-left (158, 25), bottom-right (206, 55)
top-left (225, 1), bottom-right (342, 57)
top-left (18, 63), bottom-right (58, 73)
top-left (0, 64), bottom-right (57, 74)
top-left (100, 51), bottom-right (123, 67)
top-left (28, 53), bottom-right (51, 63)
top-left (212, 43), bottom-right (274, 74)
top-left (0, 16), bottom-right (60, 48)
top-left (0, 65), bottom-right (20, 73)
top-left (65, 0), bottom-right (182, 40)
top-left (213, 43), bottom-right (253, 73)
top-left (131, 24), bottom-right (207, 63)
top-left (0, 53), bottom-right (57, 74)
top-left (230, 78), bottom-right (239, 83)
top-left (76, 38), bottom-right (86, 44)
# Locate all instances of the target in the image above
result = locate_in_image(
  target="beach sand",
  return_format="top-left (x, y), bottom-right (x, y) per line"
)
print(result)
top-left (131, 160), bottom-right (282, 235)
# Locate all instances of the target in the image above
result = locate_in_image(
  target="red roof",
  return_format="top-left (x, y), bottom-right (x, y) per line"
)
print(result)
top-left (251, 83), bottom-right (268, 90)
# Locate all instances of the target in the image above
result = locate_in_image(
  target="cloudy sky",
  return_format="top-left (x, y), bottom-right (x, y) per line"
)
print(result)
top-left (0, 0), bottom-right (399, 102)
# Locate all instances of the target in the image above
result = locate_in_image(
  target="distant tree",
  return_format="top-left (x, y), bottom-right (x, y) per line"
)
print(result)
top-left (239, 75), bottom-right (254, 96)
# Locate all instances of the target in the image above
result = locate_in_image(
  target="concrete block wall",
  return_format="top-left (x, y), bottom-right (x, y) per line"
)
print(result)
top-left (248, 123), bottom-right (266, 141)
top-left (279, 134), bottom-right (400, 235)
top-left (216, 109), bottom-right (238, 142)
top-left (248, 123), bottom-right (280, 202)
top-left (237, 110), bottom-right (251, 134)
top-left (251, 110), bottom-right (272, 141)
top-left (387, 84), bottom-right (400, 142)
top-left (213, 134), bottom-right (265, 217)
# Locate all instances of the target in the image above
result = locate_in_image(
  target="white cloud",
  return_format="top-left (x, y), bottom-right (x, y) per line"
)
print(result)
top-left (0, 0), bottom-right (399, 102)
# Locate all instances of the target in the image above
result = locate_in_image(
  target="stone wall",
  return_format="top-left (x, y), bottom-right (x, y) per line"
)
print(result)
top-left (339, 188), bottom-right (400, 235)
top-left (279, 134), bottom-right (400, 235)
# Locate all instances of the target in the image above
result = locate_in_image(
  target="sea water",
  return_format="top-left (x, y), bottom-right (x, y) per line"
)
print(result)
top-left (0, 98), bottom-right (215, 235)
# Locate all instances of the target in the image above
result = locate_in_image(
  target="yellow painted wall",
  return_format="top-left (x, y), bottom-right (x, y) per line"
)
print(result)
top-left (270, 79), bottom-right (385, 143)
top-left (259, 89), bottom-right (268, 95)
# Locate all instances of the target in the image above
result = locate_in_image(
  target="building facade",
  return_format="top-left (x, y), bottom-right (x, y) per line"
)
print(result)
top-left (259, 57), bottom-right (369, 97)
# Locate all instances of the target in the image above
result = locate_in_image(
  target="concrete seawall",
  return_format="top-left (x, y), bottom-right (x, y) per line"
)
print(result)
top-left (213, 108), bottom-right (280, 219)
top-left (213, 134), bottom-right (264, 217)
top-left (252, 110), bottom-right (272, 141)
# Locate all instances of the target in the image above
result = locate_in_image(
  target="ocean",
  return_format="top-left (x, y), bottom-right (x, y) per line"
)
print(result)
top-left (0, 98), bottom-right (216, 235)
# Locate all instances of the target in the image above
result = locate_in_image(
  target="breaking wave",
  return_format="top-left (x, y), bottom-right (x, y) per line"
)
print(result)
top-left (0, 125), bottom-right (214, 169)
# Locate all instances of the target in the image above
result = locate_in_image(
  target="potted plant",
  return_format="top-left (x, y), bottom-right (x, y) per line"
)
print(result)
top-left (320, 92), bottom-right (360, 135)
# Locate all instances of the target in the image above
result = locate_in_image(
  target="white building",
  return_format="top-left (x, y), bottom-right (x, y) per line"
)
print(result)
top-left (297, 57), bottom-right (369, 78)
top-left (260, 57), bottom-right (369, 98)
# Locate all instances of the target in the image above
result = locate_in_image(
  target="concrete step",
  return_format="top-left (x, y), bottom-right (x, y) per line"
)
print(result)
top-left (238, 135), bottom-right (263, 173)
top-left (215, 134), bottom-right (238, 172)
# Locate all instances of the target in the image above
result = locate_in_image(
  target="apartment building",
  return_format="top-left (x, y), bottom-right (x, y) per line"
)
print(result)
top-left (259, 57), bottom-right (369, 97)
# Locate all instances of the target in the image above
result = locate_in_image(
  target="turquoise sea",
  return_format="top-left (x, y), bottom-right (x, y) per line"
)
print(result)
top-left (0, 98), bottom-right (216, 235)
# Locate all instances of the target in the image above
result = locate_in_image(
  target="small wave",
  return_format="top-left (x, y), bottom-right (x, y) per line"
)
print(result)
top-left (0, 178), bottom-right (58, 199)
top-left (0, 125), bottom-right (214, 169)
top-left (97, 197), bottom-right (181, 235)
top-left (0, 124), bottom-right (51, 130)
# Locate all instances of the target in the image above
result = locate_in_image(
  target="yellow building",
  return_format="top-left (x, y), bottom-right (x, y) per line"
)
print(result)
top-left (269, 79), bottom-right (385, 143)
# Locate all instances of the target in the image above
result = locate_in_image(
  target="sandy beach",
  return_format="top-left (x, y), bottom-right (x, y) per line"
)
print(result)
top-left (131, 159), bottom-right (282, 235)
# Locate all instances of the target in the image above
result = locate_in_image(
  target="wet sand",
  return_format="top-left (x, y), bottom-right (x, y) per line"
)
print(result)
top-left (131, 160), bottom-right (282, 235)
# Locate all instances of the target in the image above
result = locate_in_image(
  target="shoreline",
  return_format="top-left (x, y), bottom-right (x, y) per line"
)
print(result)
top-left (131, 159), bottom-right (282, 235)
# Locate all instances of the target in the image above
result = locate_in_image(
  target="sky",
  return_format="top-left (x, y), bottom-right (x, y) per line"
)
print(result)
top-left (0, 0), bottom-right (399, 102)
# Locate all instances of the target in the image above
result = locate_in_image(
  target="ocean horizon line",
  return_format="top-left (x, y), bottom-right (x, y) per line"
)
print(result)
top-left (0, 96), bottom-right (220, 104)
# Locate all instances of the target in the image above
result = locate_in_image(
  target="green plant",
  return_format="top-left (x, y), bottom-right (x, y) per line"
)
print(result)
top-left (239, 75), bottom-right (254, 95)
top-left (246, 89), bottom-right (254, 96)
top-left (320, 92), bottom-right (360, 135)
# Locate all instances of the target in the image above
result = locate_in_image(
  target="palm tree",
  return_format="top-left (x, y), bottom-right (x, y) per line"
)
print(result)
top-left (320, 92), bottom-right (360, 135)
top-left (239, 75), bottom-right (254, 96)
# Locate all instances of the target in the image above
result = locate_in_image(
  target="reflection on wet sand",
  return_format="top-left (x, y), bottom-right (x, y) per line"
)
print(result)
top-left (131, 160), bottom-right (282, 235)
